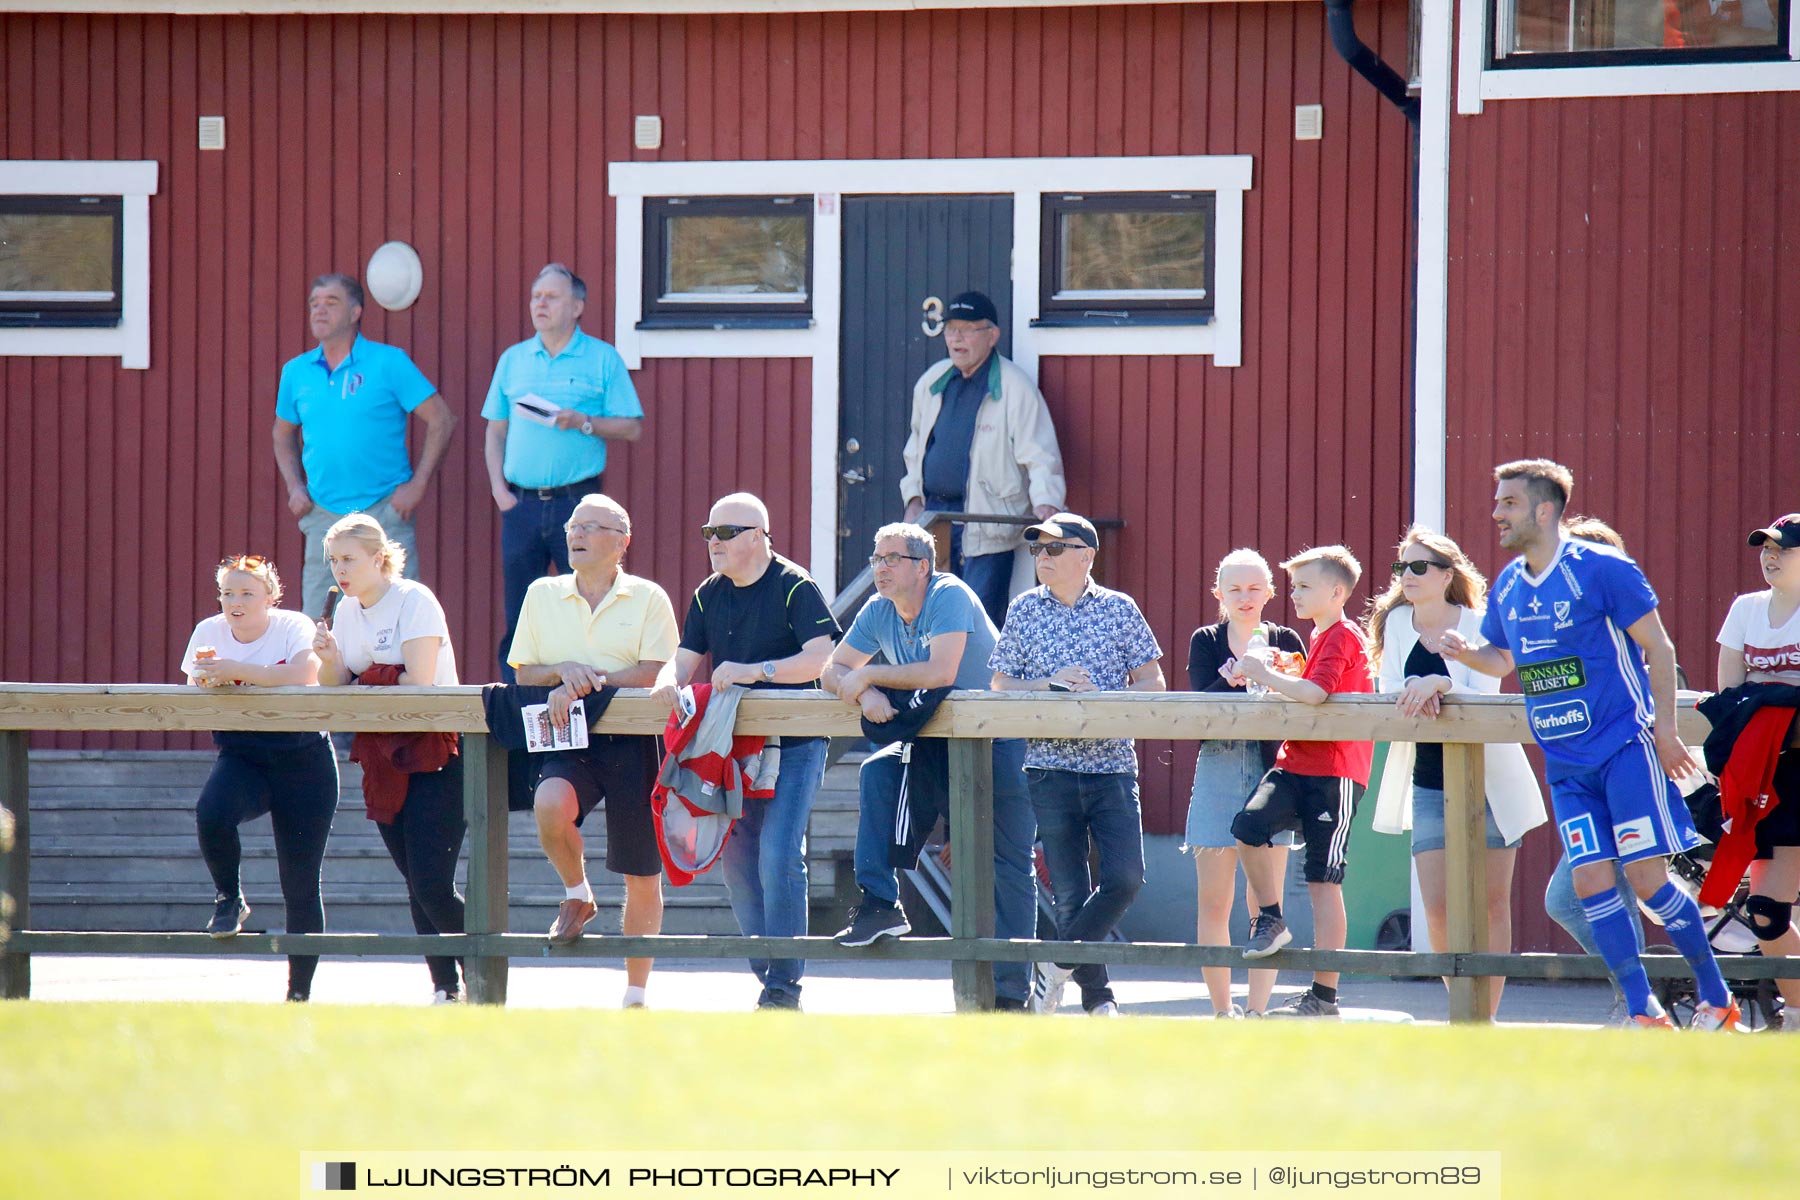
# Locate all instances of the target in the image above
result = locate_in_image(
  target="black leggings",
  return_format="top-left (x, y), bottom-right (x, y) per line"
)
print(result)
top-left (196, 733), bottom-right (339, 996)
top-left (376, 750), bottom-right (467, 993)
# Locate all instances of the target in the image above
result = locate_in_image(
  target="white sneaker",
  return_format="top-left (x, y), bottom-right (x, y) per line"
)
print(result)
top-left (1088, 1000), bottom-right (1121, 1017)
top-left (1215, 1003), bottom-right (1245, 1020)
top-left (1030, 963), bottom-right (1074, 1015)
top-left (431, 988), bottom-right (463, 1006)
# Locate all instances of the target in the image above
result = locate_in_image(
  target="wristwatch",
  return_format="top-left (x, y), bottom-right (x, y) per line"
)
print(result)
top-left (760, 660), bottom-right (777, 680)
top-left (579, 418), bottom-right (595, 436)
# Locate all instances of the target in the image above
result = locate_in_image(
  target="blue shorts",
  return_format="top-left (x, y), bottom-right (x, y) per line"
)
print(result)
top-left (1409, 785), bottom-right (1516, 856)
top-left (1550, 731), bottom-right (1706, 867)
top-left (1183, 740), bottom-right (1294, 850)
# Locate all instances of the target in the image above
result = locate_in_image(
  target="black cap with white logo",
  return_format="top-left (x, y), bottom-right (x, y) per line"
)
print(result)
top-left (946, 291), bottom-right (999, 326)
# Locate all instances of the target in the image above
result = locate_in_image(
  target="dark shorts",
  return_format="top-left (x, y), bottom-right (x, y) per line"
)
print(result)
top-left (1231, 768), bottom-right (1365, 885)
top-left (1753, 751), bottom-right (1800, 858)
top-left (538, 734), bottom-right (662, 878)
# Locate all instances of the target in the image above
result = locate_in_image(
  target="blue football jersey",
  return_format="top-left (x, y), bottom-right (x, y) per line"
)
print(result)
top-left (1481, 537), bottom-right (1662, 780)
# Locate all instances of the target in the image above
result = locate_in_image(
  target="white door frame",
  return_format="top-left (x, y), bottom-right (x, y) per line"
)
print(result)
top-left (610, 155), bottom-right (1253, 596)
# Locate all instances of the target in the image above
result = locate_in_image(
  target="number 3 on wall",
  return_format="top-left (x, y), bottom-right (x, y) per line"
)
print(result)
top-left (920, 295), bottom-right (945, 338)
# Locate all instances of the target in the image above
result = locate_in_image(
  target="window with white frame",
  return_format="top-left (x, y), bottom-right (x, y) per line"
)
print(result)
top-left (1035, 192), bottom-right (1215, 326)
top-left (1490, 0), bottom-right (1786, 66)
top-left (0, 161), bottom-right (158, 368)
top-left (640, 195), bottom-right (812, 328)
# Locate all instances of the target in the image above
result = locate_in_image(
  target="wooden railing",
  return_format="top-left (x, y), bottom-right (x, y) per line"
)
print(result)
top-left (1, 684), bottom-right (1789, 1022)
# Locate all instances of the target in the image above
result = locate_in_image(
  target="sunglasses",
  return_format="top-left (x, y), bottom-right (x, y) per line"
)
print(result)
top-left (219, 554), bottom-right (269, 570)
top-left (1391, 559), bottom-right (1452, 576)
top-left (701, 524), bottom-right (757, 543)
top-left (1027, 542), bottom-right (1086, 558)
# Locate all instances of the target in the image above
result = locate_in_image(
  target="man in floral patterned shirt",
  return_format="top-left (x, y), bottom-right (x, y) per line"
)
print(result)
top-left (989, 512), bottom-right (1165, 1015)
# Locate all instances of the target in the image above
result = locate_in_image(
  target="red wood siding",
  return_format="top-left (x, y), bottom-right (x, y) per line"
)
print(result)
top-left (1446, 90), bottom-right (1800, 951)
top-left (0, 4), bottom-right (1418, 836)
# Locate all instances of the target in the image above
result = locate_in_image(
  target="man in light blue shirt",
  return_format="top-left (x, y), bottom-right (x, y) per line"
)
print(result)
top-left (819, 522), bottom-right (1038, 1010)
top-left (272, 272), bottom-right (458, 616)
top-left (482, 264), bottom-right (644, 679)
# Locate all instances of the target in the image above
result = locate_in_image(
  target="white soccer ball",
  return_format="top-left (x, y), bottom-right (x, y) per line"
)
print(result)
top-left (365, 241), bottom-right (423, 311)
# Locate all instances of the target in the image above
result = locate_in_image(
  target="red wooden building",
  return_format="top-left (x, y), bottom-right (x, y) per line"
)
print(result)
top-left (3, 0), bottom-right (1795, 950)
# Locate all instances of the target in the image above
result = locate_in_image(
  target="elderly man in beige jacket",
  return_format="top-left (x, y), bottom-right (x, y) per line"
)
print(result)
top-left (900, 290), bottom-right (1066, 627)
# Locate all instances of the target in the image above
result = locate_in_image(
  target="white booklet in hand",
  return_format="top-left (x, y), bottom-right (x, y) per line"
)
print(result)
top-left (513, 391), bottom-right (558, 427)
top-left (522, 699), bottom-right (588, 753)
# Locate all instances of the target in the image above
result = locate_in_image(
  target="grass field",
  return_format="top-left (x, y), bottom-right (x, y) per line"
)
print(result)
top-left (1, 1002), bottom-right (1794, 1198)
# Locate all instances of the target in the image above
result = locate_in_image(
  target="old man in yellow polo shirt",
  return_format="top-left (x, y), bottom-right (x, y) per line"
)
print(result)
top-left (508, 492), bottom-right (679, 1008)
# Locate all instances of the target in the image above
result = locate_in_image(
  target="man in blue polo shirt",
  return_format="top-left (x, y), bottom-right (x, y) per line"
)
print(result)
top-left (482, 263), bottom-right (644, 680)
top-left (273, 272), bottom-right (458, 617)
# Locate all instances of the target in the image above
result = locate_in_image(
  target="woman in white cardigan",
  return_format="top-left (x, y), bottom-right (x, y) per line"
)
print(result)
top-left (1368, 526), bottom-right (1547, 1018)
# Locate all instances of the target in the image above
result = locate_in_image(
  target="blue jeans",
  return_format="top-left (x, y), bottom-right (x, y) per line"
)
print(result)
top-left (497, 484), bottom-right (592, 681)
top-left (721, 734), bottom-right (828, 1003)
top-left (926, 492), bottom-right (1013, 629)
top-left (1544, 852), bottom-right (1643, 956)
top-left (1027, 767), bottom-right (1145, 1009)
top-left (854, 738), bottom-right (1038, 1004)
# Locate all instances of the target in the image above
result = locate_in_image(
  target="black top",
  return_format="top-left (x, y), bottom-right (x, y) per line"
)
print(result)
top-left (920, 351), bottom-right (992, 501)
top-left (679, 553), bottom-right (841, 691)
top-left (1186, 620), bottom-right (1307, 769)
top-left (1405, 639), bottom-right (1450, 790)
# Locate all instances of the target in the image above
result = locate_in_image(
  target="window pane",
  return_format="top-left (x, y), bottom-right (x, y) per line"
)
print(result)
top-left (662, 214), bottom-right (808, 302)
top-left (1057, 210), bottom-right (1207, 298)
top-left (0, 212), bottom-right (117, 300)
top-left (1500, 0), bottom-right (1781, 56)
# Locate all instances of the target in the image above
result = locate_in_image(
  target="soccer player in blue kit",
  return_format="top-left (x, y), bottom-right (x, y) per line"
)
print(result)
top-left (1439, 459), bottom-right (1742, 1030)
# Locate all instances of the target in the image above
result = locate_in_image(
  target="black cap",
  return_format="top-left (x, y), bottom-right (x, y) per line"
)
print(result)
top-left (1748, 514), bottom-right (1800, 549)
top-left (946, 291), bottom-right (999, 326)
top-left (1023, 512), bottom-right (1099, 549)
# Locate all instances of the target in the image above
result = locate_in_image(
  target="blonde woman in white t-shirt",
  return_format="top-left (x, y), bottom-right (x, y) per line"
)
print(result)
top-left (1716, 513), bottom-right (1800, 1022)
top-left (312, 513), bottom-right (467, 1003)
top-left (181, 554), bottom-right (337, 1002)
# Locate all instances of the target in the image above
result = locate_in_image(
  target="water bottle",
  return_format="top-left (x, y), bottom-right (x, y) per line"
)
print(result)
top-left (1243, 626), bottom-right (1269, 697)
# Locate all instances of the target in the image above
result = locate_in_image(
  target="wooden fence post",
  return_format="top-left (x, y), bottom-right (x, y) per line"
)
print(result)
top-left (461, 733), bottom-right (510, 1005)
top-left (0, 730), bottom-right (29, 999)
top-left (948, 736), bottom-right (996, 1012)
top-left (1442, 741), bottom-right (1490, 1023)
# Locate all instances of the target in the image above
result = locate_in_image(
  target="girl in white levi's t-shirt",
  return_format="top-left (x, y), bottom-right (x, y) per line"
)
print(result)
top-left (180, 555), bottom-right (338, 1002)
top-left (312, 513), bottom-right (467, 1003)
top-left (1714, 514), bottom-right (1800, 1023)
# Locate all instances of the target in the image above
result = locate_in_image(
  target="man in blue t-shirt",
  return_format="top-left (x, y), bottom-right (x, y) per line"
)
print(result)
top-left (1441, 458), bottom-right (1739, 1030)
top-left (273, 273), bottom-right (458, 616)
top-left (820, 522), bottom-right (1038, 1010)
top-left (481, 263), bottom-right (645, 680)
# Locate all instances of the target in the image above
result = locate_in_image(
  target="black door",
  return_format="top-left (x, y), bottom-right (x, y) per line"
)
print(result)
top-left (837, 195), bottom-right (1013, 588)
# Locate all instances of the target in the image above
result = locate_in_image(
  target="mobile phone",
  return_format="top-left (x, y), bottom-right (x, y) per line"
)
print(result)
top-left (1047, 679), bottom-right (1074, 693)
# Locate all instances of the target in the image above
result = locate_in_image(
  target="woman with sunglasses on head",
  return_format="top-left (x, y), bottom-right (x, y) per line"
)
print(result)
top-left (1183, 549), bottom-right (1305, 1018)
top-left (1367, 526), bottom-right (1546, 1019)
top-left (312, 513), bottom-right (467, 1004)
top-left (1714, 513), bottom-right (1800, 1026)
top-left (180, 555), bottom-right (337, 1001)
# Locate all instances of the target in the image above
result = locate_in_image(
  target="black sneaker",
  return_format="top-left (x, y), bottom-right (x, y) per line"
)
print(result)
top-left (1265, 989), bottom-right (1339, 1019)
top-left (993, 996), bottom-right (1028, 1013)
top-left (207, 893), bottom-right (250, 938)
top-left (285, 989), bottom-right (310, 1003)
top-left (833, 902), bottom-right (911, 947)
top-left (1242, 914), bottom-right (1292, 959)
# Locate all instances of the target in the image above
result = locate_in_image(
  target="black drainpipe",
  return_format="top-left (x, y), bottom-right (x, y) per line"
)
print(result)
top-left (1323, 0), bottom-right (1420, 126)
top-left (1324, 0), bottom-right (1424, 517)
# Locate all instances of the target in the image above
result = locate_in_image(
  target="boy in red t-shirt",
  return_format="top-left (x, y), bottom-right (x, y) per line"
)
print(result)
top-left (1229, 545), bottom-right (1373, 1018)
